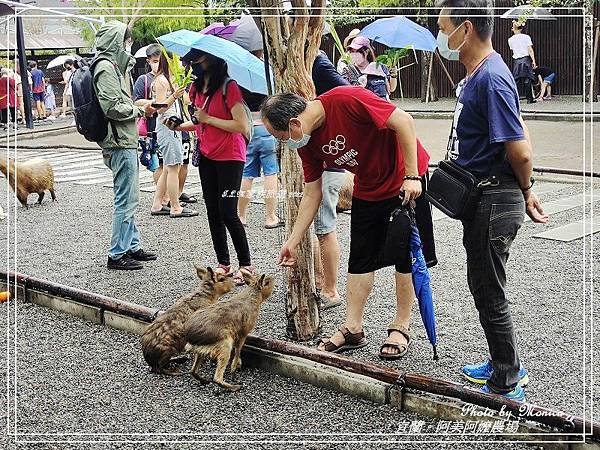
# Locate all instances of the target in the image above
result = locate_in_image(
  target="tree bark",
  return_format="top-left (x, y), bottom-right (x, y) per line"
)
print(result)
top-left (255, 0), bottom-right (324, 341)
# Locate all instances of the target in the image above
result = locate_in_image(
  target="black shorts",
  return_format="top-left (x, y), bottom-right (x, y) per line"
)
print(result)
top-left (349, 195), bottom-right (411, 274)
top-left (348, 176), bottom-right (437, 274)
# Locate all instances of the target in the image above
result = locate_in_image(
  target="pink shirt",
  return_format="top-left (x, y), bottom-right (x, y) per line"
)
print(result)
top-left (189, 81), bottom-right (246, 162)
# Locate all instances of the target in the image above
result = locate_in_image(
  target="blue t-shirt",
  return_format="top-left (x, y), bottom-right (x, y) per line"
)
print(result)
top-left (448, 52), bottom-right (524, 178)
top-left (31, 68), bottom-right (44, 93)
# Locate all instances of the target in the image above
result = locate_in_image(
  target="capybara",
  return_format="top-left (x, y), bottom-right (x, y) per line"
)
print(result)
top-left (141, 265), bottom-right (234, 375)
top-left (0, 156), bottom-right (56, 207)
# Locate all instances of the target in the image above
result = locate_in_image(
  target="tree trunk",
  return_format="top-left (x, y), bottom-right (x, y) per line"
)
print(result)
top-left (420, 51), bottom-right (438, 103)
top-left (255, 0), bottom-right (324, 341)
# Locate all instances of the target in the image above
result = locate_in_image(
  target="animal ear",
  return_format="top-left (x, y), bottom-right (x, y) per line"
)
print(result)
top-left (195, 264), bottom-right (207, 279)
top-left (207, 266), bottom-right (216, 282)
top-left (258, 274), bottom-right (266, 287)
top-left (242, 269), bottom-right (255, 285)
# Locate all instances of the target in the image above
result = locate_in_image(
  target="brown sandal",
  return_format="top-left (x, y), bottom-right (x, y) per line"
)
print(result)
top-left (379, 323), bottom-right (411, 360)
top-left (317, 326), bottom-right (368, 354)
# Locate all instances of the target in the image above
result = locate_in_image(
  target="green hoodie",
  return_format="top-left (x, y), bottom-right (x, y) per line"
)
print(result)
top-left (93, 21), bottom-right (144, 149)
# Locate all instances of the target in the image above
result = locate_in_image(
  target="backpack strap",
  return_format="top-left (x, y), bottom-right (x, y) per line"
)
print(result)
top-left (221, 77), bottom-right (233, 108)
top-left (91, 57), bottom-right (120, 142)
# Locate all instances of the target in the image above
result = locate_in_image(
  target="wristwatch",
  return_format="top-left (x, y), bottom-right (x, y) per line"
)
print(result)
top-left (521, 177), bottom-right (535, 192)
top-left (191, 116), bottom-right (199, 125)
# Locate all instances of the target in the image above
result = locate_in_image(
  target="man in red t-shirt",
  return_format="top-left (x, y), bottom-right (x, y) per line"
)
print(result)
top-left (0, 69), bottom-right (17, 126)
top-left (261, 86), bottom-right (431, 358)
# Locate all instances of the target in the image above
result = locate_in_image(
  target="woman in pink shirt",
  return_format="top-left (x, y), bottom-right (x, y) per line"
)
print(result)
top-left (166, 50), bottom-right (254, 283)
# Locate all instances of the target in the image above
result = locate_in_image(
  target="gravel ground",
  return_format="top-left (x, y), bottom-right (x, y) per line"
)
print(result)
top-left (0, 172), bottom-right (598, 448)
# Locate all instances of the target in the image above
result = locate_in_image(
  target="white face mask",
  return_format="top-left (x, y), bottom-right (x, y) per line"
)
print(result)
top-left (149, 61), bottom-right (159, 73)
top-left (350, 52), bottom-right (366, 67)
top-left (286, 121), bottom-right (310, 150)
top-left (437, 22), bottom-right (466, 61)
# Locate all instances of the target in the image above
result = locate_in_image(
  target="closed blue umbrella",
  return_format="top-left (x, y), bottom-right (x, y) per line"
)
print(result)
top-left (157, 29), bottom-right (272, 94)
top-left (408, 211), bottom-right (439, 360)
top-left (360, 16), bottom-right (438, 52)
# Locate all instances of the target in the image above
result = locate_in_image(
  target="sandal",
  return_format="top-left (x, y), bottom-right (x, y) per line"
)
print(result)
top-left (150, 205), bottom-right (170, 216)
top-left (379, 323), bottom-right (411, 361)
top-left (318, 292), bottom-right (342, 311)
top-left (317, 326), bottom-right (368, 353)
top-left (233, 265), bottom-right (256, 285)
top-left (214, 264), bottom-right (234, 277)
top-left (170, 207), bottom-right (199, 218)
top-left (179, 193), bottom-right (198, 204)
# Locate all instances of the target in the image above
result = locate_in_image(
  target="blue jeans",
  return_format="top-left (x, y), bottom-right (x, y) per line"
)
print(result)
top-left (461, 182), bottom-right (525, 393)
top-left (103, 148), bottom-right (141, 260)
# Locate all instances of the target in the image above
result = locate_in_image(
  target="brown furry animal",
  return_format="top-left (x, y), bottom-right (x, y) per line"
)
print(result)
top-left (0, 156), bottom-right (56, 207)
top-left (184, 271), bottom-right (275, 392)
top-left (141, 265), bottom-right (234, 376)
top-left (336, 172), bottom-right (354, 212)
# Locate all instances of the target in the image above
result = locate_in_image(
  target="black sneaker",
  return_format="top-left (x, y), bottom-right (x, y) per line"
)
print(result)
top-left (107, 255), bottom-right (143, 270)
top-left (128, 248), bottom-right (157, 261)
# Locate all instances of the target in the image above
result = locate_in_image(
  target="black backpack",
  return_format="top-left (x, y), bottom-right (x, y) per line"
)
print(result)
top-left (71, 57), bottom-right (118, 143)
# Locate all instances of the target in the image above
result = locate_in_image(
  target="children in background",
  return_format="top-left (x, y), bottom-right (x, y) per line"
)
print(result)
top-left (44, 78), bottom-right (56, 119)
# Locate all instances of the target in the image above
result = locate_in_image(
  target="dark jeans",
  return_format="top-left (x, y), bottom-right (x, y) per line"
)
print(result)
top-left (461, 183), bottom-right (525, 393)
top-left (198, 154), bottom-right (251, 267)
top-left (1, 107), bottom-right (16, 124)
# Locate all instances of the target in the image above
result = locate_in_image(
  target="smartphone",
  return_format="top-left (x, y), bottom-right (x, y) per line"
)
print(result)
top-left (151, 103), bottom-right (168, 109)
top-left (168, 116), bottom-right (184, 127)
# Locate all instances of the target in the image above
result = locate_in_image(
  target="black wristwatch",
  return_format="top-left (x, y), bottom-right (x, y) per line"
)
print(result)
top-left (521, 177), bottom-right (535, 192)
top-left (191, 116), bottom-right (199, 125)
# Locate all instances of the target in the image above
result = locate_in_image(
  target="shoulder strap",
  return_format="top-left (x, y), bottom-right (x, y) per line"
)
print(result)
top-left (144, 74), bottom-right (149, 99)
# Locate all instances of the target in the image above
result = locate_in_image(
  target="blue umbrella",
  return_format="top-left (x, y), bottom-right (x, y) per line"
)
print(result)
top-left (157, 29), bottom-right (272, 94)
top-left (408, 213), bottom-right (439, 360)
top-left (360, 16), bottom-right (438, 52)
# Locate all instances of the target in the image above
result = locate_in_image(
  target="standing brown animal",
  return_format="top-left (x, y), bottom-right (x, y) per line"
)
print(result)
top-left (184, 271), bottom-right (275, 392)
top-left (0, 156), bottom-right (56, 207)
top-left (141, 265), bottom-right (234, 375)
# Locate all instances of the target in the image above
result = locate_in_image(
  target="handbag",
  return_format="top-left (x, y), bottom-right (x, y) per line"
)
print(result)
top-left (136, 75), bottom-right (149, 137)
top-left (378, 205), bottom-right (412, 268)
top-left (425, 159), bottom-right (482, 221)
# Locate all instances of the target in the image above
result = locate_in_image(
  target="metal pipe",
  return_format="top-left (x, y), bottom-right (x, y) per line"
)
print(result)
top-left (2, 269), bottom-right (598, 440)
top-left (15, 4), bottom-right (33, 129)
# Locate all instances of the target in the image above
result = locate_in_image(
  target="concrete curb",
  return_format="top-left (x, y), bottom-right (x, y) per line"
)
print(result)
top-left (1, 276), bottom-right (598, 449)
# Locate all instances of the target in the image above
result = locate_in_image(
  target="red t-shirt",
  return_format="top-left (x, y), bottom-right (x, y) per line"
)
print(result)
top-left (0, 76), bottom-right (16, 109)
top-left (298, 86), bottom-right (430, 201)
top-left (189, 81), bottom-right (246, 162)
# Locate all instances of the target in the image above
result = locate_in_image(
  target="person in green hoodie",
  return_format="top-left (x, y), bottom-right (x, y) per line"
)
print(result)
top-left (93, 21), bottom-right (159, 270)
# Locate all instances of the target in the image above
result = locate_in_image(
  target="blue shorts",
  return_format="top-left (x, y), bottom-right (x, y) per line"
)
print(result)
top-left (243, 124), bottom-right (279, 178)
top-left (32, 92), bottom-right (45, 102)
top-left (314, 170), bottom-right (348, 235)
top-left (543, 73), bottom-right (555, 84)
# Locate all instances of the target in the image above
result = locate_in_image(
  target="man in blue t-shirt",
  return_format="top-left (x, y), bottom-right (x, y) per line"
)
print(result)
top-left (29, 61), bottom-right (46, 120)
top-left (437, 0), bottom-right (548, 403)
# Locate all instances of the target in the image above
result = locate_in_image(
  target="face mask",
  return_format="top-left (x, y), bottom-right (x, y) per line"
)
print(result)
top-left (436, 22), bottom-right (466, 61)
top-left (191, 63), bottom-right (204, 79)
top-left (350, 52), bottom-right (366, 66)
top-left (286, 121), bottom-right (310, 150)
top-left (149, 61), bottom-right (159, 73)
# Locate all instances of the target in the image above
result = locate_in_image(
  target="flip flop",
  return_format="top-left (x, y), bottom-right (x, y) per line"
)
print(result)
top-left (170, 207), bottom-right (199, 218)
top-left (179, 193), bottom-right (198, 204)
top-left (150, 205), bottom-right (170, 216)
top-left (265, 220), bottom-right (285, 229)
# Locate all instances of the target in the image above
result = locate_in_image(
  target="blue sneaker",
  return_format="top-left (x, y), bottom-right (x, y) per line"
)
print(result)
top-left (461, 359), bottom-right (529, 387)
top-left (481, 384), bottom-right (526, 403)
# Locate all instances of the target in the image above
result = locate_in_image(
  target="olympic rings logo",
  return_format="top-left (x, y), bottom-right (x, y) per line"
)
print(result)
top-left (321, 135), bottom-right (346, 156)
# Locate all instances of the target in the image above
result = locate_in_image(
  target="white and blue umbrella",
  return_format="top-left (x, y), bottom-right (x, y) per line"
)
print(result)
top-left (158, 29), bottom-right (272, 94)
top-left (360, 16), bottom-right (438, 52)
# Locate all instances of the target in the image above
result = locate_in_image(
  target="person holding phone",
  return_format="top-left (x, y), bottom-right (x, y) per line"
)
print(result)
top-left (149, 51), bottom-right (198, 218)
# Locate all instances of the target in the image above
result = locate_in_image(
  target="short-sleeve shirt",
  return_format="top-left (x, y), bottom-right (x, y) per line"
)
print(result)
top-left (31, 69), bottom-right (45, 93)
top-left (448, 52), bottom-right (524, 178)
top-left (189, 80), bottom-right (246, 162)
top-left (297, 86), bottom-right (430, 202)
top-left (365, 64), bottom-right (391, 99)
top-left (0, 76), bottom-right (16, 108)
top-left (508, 34), bottom-right (533, 59)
